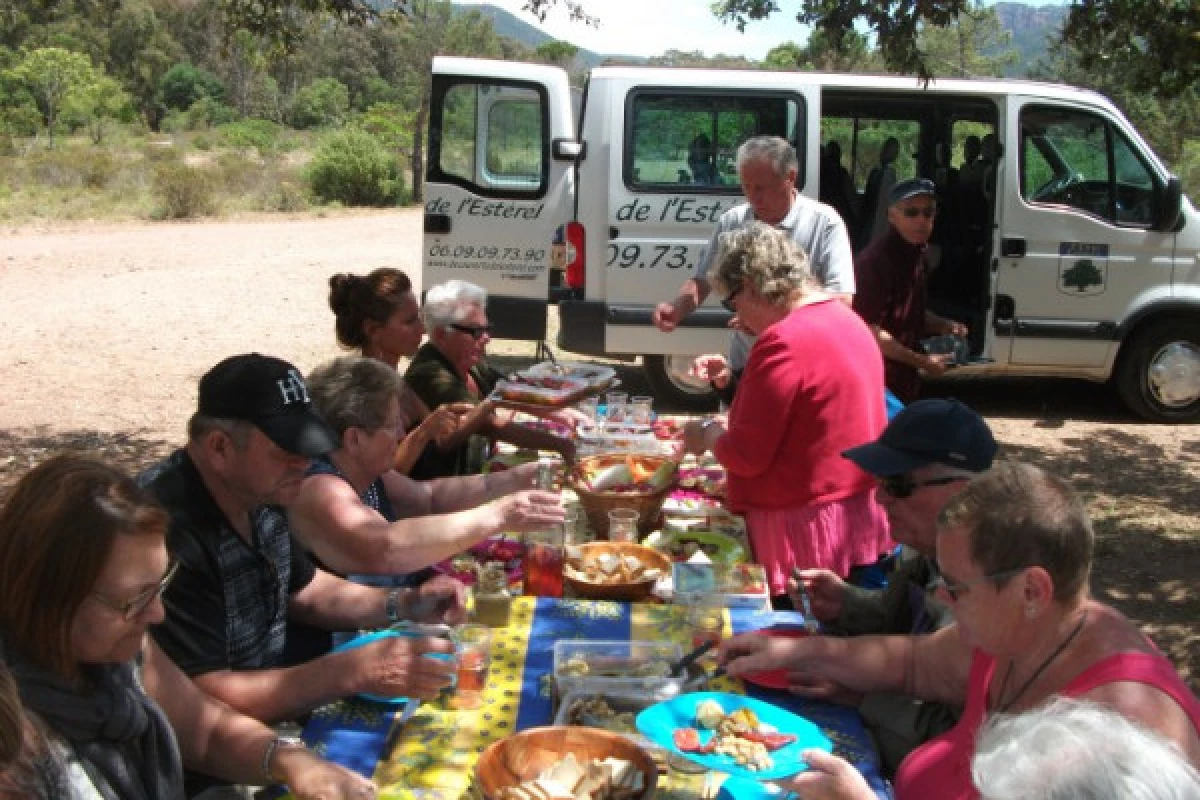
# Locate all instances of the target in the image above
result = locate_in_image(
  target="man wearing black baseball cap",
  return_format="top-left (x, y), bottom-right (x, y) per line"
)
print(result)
top-left (852, 177), bottom-right (970, 403)
top-left (789, 397), bottom-right (997, 774)
top-left (140, 354), bottom-right (459, 748)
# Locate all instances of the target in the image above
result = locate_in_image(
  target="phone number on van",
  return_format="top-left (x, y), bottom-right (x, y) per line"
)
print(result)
top-left (606, 244), bottom-right (693, 270)
top-left (428, 245), bottom-right (546, 262)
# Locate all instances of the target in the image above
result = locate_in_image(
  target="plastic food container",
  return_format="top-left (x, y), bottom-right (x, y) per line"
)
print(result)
top-left (673, 563), bottom-right (771, 611)
top-left (553, 640), bottom-right (684, 698)
top-left (554, 689), bottom-right (661, 744)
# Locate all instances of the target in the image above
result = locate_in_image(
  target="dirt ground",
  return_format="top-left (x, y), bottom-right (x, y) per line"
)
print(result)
top-left (2, 208), bottom-right (1198, 685)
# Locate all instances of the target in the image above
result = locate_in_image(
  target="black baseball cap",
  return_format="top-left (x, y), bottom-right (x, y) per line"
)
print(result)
top-left (889, 178), bottom-right (936, 206)
top-left (197, 354), bottom-right (338, 457)
top-left (843, 398), bottom-right (996, 476)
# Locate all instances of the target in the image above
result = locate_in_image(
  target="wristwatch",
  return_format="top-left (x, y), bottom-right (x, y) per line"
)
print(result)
top-left (262, 735), bottom-right (307, 782)
top-left (385, 588), bottom-right (405, 625)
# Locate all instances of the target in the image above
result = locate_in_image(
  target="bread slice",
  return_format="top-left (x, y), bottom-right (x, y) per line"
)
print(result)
top-left (541, 754), bottom-right (586, 795)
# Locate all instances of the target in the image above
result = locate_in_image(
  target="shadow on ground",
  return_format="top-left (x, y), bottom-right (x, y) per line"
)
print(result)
top-left (0, 428), bottom-right (176, 501)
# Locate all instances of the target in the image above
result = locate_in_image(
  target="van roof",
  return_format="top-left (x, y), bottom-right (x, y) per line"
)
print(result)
top-left (586, 65), bottom-right (1115, 111)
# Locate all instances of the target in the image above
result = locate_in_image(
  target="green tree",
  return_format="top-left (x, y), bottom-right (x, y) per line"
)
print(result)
top-left (534, 40), bottom-right (578, 69)
top-left (763, 42), bottom-right (805, 70)
top-left (66, 72), bottom-right (133, 143)
top-left (106, 0), bottom-right (180, 128)
top-left (1062, 259), bottom-right (1103, 292)
top-left (7, 47), bottom-right (97, 142)
top-left (159, 62), bottom-right (226, 111)
top-left (289, 76), bottom-right (349, 128)
top-left (917, 1), bottom-right (1016, 78)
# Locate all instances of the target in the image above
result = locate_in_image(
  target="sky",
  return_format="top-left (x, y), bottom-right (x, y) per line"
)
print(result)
top-left (457, 0), bottom-right (1074, 62)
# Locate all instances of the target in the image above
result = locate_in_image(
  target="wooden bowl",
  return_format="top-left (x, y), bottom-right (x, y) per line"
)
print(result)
top-left (564, 542), bottom-right (671, 602)
top-left (475, 726), bottom-right (658, 800)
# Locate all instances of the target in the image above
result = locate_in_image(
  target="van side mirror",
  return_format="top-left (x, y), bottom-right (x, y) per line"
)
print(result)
top-left (553, 139), bottom-right (585, 161)
top-left (1153, 175), bottom-right (1183, 232)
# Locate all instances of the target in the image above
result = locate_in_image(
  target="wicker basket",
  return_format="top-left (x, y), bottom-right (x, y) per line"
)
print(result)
top-left (568, 454), bottom-right (678, 539)
top-left (563, 542), bottom-right (672, 602)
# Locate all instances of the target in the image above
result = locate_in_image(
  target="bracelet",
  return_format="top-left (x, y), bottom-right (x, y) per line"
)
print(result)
top-left (386, 588), bottom-right (404, 625)
top-left (261, 736), bottom-right (306, 783)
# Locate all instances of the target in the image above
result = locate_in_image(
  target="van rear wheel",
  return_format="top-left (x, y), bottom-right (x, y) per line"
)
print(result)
top-left (643, 355), bottom-right (719, 411)
top-left (1115, 320), bottom-right (1200, 423)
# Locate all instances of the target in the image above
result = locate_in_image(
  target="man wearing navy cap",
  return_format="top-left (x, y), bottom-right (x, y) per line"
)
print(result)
top-left (853, 177), bottom-right (969, 403)
top-left (789, 397), bottom-right (997, 774)
top-left (140, 354), bottom-right (460, 744)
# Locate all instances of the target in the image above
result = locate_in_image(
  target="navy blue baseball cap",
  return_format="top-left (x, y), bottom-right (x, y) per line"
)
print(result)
top-left (889, 178), bottom-right (936, 206)
top-left (843, 398), bottom-right (996, 476)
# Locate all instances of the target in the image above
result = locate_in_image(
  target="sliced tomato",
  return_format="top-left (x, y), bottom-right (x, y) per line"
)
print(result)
top-left (673, 728), bottom-right (702, 751)
top-left (737, 730), bottom-right (798, 750)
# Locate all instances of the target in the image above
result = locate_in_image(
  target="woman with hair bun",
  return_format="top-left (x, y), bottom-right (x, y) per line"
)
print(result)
top-left (328, 268), bottom-right (468, 474)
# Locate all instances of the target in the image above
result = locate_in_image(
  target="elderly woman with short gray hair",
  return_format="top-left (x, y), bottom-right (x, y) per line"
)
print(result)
top-left (404, 280), bottom-right (578, 480)
top-left (680, 222), bottom-right (892, 604)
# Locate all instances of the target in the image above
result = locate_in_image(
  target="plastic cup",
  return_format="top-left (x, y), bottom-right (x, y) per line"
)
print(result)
top-left (630, 396), bottom-right (654, 425)
top-left (607, 508), bottom-right (640, 543)
top-left (448, 624), bottom-right (492, 709)
top-left (577, 395), bottom-right (600, 425)
top-left (687, 598), bottom-right (726, 655)
top-left (605, 392), bottom-right (629, 424)
top-left (523, 525), bottom-right (565, 598)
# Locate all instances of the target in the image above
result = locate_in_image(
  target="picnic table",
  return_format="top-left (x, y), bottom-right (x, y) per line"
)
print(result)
top-left (289, 597), bottom-right (891, 800)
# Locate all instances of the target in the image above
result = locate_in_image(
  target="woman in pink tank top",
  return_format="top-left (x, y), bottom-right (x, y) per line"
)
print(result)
top-left (719, 462), bottom-right (1200, 799)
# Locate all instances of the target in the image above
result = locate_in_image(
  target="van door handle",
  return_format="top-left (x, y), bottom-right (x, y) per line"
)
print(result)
top-left (1000, 237), bottom-right (1025, 258)
top-left (425, 214), bottom-right (451, 235)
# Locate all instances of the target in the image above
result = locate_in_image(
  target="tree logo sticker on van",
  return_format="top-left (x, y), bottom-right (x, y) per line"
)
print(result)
top-left (1058, 243), bottom-right (1108, 296)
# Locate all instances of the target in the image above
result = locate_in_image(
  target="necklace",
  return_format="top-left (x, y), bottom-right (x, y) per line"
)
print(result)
top-left (994, 609), bottom-right (1089, 713)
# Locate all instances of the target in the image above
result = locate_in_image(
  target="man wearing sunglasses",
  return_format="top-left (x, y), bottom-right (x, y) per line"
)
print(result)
top-left (852, 177), bottom-right (970, 403)
top-left (788, 397), bottom-right (996, 774)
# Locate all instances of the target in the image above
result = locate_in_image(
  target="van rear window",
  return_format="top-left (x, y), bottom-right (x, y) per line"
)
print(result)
top-left (626, 91), bottom-right (802, 191)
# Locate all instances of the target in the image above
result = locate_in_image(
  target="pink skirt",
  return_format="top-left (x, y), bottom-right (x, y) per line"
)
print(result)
top-left (743, 488), bottom-right (894, 595)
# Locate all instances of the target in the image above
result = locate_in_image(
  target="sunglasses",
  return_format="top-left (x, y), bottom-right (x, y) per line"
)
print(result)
top-left (931, 567), bottom-right (1027, 602)
top-left (721, 285), bottom-right (743, 313)
top-left (878, 474), bottom-right (968, 499)
top-left (900, 206), bottom-right (937, 219)
top-left (449, 323), bottom-right (493, 339)
top-left (88, 561), bottom-right (179, 621)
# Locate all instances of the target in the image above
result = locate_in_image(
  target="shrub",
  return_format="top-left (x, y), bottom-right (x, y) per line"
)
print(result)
top-left (306, 128), bottom-right (401, 207)
top-left (288, 78), bottom-right (350, 130)
top-left (78, 149), bottom-right (116, 189)
top-left (152, 162), bottom-right (215, 219)
top-left (262, 180), bottom-right (309, 212)
top-left (159, 63), bottom-right (226, 111)
top-left (186, 96), bottom-right (238, 130)
top-left (192, 134), bottom-right (212, 151)
top-left (217, 118), bottom-right (281, 155)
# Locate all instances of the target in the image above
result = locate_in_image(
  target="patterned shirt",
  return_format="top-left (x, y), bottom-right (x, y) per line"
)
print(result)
top-left (139, 450), bottom-right (315, 675)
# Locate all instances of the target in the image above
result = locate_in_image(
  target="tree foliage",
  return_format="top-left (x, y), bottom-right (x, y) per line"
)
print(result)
top-left (6, 47), bottom-right (97, 141)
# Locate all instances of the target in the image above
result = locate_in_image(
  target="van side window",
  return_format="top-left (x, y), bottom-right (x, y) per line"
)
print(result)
top-left (432, 81), bottom-right (545, 196)
top-left (1020, 107), bottom-right (1157, 227)
top-left (626, 92), bottom-right (802, 191)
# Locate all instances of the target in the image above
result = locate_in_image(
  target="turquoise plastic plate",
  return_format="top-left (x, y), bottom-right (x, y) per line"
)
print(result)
top-left (332, 629), bottom-right (454, 705)
top-left (635, 691), bottom-right (832, 780)
top-left (645, 529), bottom-right (747, 565)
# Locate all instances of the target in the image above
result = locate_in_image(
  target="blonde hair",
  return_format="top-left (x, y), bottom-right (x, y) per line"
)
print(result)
top-left (712, 221), bottom-right (815, 306)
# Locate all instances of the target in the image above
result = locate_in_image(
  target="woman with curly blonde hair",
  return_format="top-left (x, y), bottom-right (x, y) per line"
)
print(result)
top-left (680, 222), bottom-right (892, 605)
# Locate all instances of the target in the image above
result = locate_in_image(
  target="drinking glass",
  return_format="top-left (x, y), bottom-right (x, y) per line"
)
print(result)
top-left (686, 597), bottom-right (726, 656)
top-left (448, 624), bottom-right (492, 710)
top-left (607, 508), bottom-right (640, 543)
top-left (630, 396), bottom-right (654, 426)
top-left (577, 395), bottom-right (600, 426)
top-left (523, 525), bottom-right (565, 598)
top-left (605, 391), bottom-right (629, 425)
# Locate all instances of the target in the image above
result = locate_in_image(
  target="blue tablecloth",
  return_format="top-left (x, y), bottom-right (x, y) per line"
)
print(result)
top-left (296, 598), bottom-right (891, 800)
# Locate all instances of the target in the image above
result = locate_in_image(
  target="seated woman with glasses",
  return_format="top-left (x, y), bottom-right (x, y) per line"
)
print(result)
top-left (678, 221), bottom-right (894, 606)
top-left (403, 279), bottom-right (579, 480)
top-left (719, 462), bottom-right (1200, 800)
top-left (328, 267), bottom-right (469, 475)
top-left (0, 455), bottom-right (375, 800)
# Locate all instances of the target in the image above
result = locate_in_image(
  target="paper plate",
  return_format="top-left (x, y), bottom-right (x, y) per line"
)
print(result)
top-left (742, 628), bottom-right (811, 690)
top-left (643, 529), bottom-right (747, 565)
top-left (332, 629), bottom-right (454, 704)
top-left (635, 691), bottom-right (832, 780)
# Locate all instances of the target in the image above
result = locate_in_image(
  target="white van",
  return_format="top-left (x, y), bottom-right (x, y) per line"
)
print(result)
top-left (421, 57), bottom-right (1199, 422)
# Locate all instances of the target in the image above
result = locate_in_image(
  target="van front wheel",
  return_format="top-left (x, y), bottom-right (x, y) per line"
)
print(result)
top-left (643, 355), bottom-right (719, 411)
top-left (1115, 320), bottom-right (1200, 423)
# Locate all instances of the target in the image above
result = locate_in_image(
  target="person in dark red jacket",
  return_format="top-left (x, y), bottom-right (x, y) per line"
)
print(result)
top-left (679, 222), bottom-right (893, 605)
top-left (853, 178), bottom-right (968, 403)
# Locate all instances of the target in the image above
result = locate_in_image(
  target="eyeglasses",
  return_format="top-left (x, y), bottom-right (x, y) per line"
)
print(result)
top-left (932, 567), bottom-right (1027, 602)
top-left (900, 206), bottom-right (937, 219)
top-left (721, 285), bottom-right (743, 313)
top-left (449, 323), bottom-right (493, 339)
top-left (877, 474), bottom-right (968, 499)
top-left (88, 561), bottom-right (179, 620)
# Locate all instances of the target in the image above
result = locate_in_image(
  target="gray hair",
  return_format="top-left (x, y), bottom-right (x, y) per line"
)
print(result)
top-left (711, 221), bottom-right (815, 307)
top-left (306, 355), bottom-right (404, 438)
top-left (736, 135), bottom-right (798, 179)
top-left (423, 280), bottom-right (487, 331)
top-left (187, 414), bottom-right (254, 447)
top-left (973, 697), bottom-right (1200, 800)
